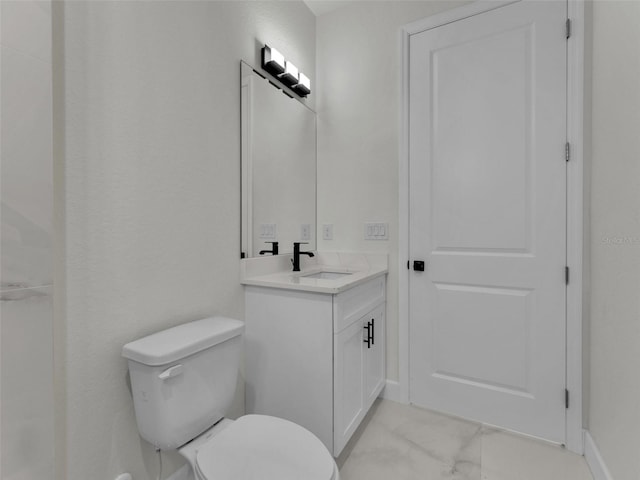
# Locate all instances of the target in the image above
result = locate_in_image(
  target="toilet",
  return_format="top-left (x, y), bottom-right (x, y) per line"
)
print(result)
top-left (122, 316), bottom-right (339, 480)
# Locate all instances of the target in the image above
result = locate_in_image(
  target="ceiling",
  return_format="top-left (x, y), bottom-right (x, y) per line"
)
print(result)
top-left (303, 0), bottom-right (355, 17)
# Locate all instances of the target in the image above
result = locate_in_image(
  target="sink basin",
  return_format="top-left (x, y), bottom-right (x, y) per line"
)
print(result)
top-left (302, 271), bottom-right (353, 280)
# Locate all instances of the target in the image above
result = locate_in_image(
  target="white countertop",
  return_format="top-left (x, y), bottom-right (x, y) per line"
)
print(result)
top-left (240, 252), bottom-right (388, 294)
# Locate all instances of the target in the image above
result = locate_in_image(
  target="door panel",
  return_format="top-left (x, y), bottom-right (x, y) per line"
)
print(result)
top-left (431, 25), bottom-right (533, 253)
top-left (409, 0), bottom-right (567, 443)
top-left (433, 284), bottom-right (533, 392)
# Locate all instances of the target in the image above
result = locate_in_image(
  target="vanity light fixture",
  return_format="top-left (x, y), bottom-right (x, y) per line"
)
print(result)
top-left (261, 44), bottom-right (311, 98)
top-left (292, 72), bottom-right (311, 96)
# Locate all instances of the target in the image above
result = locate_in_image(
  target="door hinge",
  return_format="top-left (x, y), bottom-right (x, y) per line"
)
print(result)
top-left (565, 142), bottom-right (571, 162)
top-left (407, 260), bottom-right (410, 270)
top-left (565, 266), bottom-right (570, 285)
top-left (565, 388), bottom-right (570, 409)
top-left (566, 18), bottom-right (571, 39)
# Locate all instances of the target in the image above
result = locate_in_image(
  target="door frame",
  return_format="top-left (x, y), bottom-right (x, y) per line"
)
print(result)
top-left (396, 0), bottom-right (586, 454)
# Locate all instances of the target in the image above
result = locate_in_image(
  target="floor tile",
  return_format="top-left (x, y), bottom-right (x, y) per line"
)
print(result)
top-left (340, 401), bottom-right (481, 480)
top-left (340, 400), bottom-right (592, 480)
top-left (480, 428), bottom-right (593, 480)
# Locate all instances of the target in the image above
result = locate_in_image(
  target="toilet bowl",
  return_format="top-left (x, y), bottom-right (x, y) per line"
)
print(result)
top-left (122, 317), bottom-right (339, 480)
top-left (180, 415), bottom-right (338, 480)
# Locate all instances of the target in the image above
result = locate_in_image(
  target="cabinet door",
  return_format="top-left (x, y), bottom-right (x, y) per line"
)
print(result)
top-left (364, 304), bottom-right (386, 409)
top-left (334, 318), bottom-right (366, 456)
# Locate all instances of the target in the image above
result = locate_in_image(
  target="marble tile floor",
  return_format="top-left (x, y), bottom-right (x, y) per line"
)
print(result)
top-left (339, 399), bottom-right (593, 480)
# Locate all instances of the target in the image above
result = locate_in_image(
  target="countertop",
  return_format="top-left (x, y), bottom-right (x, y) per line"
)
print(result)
top-left (240, 252), bottom-right (388, 294)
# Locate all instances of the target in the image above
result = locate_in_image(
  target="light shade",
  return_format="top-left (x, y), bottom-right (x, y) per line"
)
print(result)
top-left (292, 72), bottom-right (311, 97)
top-left (279, 61), bottom-right (299, 86)
top-left (262, 45), bottom-right (285, 75)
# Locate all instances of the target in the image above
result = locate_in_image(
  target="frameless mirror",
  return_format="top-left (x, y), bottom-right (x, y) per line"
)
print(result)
top-left (241, 61), bottom-right (316, 258)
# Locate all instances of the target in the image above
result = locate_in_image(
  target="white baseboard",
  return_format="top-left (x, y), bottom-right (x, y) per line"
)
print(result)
top-left (584, 430), bottom-right (613, 480)
top-left (382, 380), bottom-right (406, 403)
top-left (165, 464), bottom-right (191, 480)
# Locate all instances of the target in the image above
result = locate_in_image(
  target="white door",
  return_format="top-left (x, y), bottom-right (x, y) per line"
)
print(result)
top-left (409, 0), bottom-right (567, 443)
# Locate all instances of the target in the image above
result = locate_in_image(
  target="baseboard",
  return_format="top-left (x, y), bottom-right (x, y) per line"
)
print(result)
top-left (382, 380), bottom-right (405, 403)
top-left (584, 430), bottom-right (613, 480)
top-left (165, 464), bottom-right (191, 480)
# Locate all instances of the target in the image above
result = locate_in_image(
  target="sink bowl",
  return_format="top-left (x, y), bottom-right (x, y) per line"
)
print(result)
top-left (302, 271), bottom-right (353, 280)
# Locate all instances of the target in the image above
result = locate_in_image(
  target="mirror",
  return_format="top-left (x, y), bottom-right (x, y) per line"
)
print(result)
top-left (241, 61), bottom-right (316, 258)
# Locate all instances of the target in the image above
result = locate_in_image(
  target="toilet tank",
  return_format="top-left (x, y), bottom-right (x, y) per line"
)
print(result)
top-left (122, 317), bottom-right (244, 450)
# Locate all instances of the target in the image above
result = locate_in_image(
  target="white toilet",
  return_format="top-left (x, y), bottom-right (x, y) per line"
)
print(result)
top-left (122, 316), bottom-right (339, 480)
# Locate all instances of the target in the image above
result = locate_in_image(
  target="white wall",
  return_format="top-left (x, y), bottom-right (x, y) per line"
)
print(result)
top-left (57, 2), bottom-right (315, 479)
top-left (1, 1), bottom-right (55, 479)
top-left (316, 1), bottom-right (468, 382)
top-left (589, 1), bottom-right (640, 479)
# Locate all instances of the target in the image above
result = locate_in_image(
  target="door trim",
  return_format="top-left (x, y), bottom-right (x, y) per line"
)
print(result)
top-left (397, 0), bottom-right (586, 454)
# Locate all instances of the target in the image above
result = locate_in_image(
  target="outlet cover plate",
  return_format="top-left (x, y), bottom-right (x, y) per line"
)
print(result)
top-left (300, 224), bottom-right (311, 241)
top-left (322, 224), bottom-right (333, 240)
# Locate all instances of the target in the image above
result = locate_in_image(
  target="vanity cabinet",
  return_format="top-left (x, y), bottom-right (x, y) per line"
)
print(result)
top-left (245, 275), bottom-right (386, 457)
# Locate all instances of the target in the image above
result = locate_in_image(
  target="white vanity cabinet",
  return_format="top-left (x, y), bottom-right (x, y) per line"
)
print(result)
top-left (245, 274), bottom-right (386, 457)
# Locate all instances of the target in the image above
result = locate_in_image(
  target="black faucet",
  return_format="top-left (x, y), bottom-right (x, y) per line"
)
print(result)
top-left (292, 242), bottom-right (315, 271)
top-left (259, 241), bottom-right (279, 256)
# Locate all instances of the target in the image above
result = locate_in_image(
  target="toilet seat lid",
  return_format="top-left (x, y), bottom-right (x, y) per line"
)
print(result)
top-left (196, 415), bottom-right (336, 480)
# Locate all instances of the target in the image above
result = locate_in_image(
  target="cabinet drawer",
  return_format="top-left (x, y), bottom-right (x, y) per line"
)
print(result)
top-left (334, 275), bottom-right (386, 333)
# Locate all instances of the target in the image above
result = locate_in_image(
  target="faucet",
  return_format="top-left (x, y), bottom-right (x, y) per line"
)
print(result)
top-left (292, 242), bottom-right (315, 272)
top-left (259, 241), bottom-right (279, 256)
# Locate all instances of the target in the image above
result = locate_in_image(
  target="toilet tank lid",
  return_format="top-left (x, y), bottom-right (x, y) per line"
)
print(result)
top-left (122, 317), bottom-right (244, 366)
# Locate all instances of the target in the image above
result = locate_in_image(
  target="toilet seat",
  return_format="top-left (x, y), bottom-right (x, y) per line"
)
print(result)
top-left (195, 414), bottom-right (337, 480)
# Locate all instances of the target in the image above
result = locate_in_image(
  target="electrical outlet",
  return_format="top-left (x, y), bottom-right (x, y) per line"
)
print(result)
top-left (300, 224), bottom-right (311, 241)
top-left (322, 224), bottom-right (333, 240)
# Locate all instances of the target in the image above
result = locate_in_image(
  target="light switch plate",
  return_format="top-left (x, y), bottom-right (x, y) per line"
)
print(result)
top-left (260, 224), bottom-right (277, 239)
top-left (364, 222), bottom-right (388, 240)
